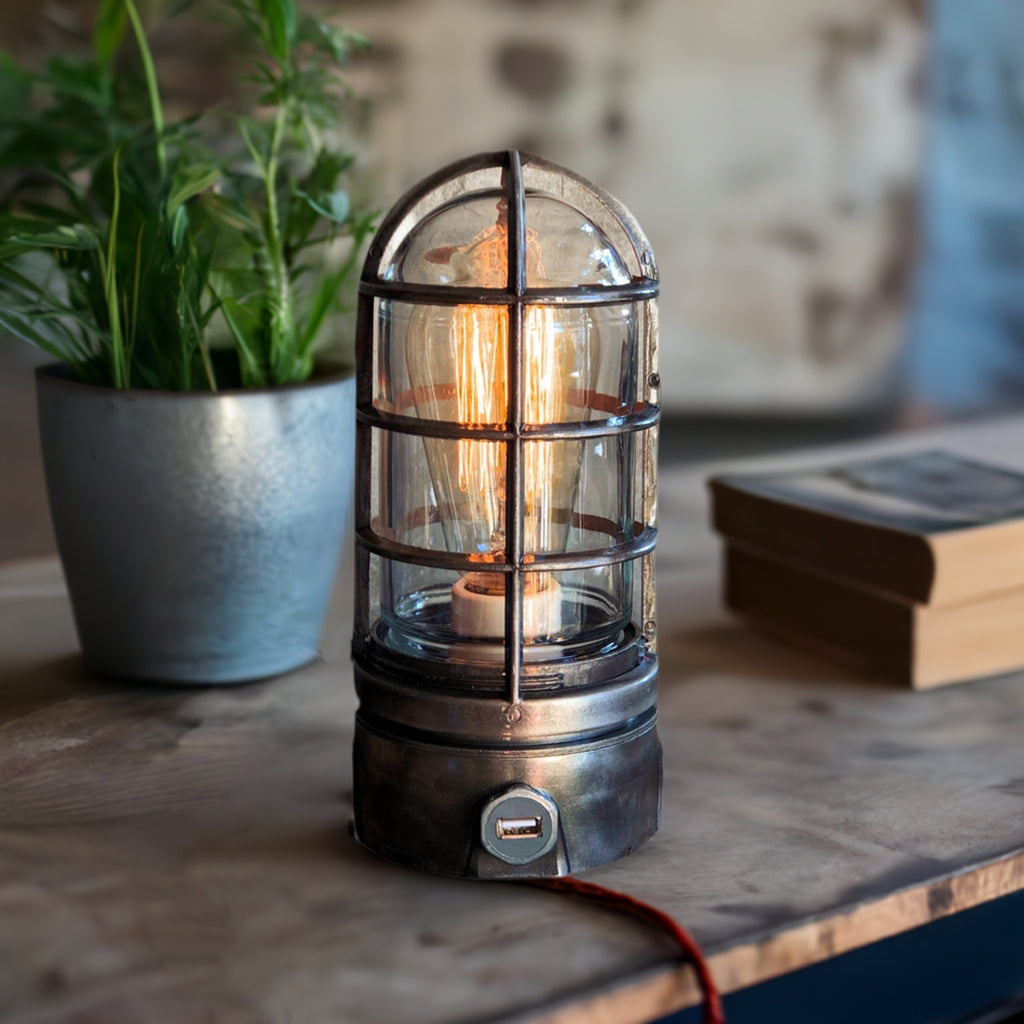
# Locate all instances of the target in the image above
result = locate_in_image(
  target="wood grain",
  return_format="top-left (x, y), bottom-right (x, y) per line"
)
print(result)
top-left (4, 415), bottom-right (1024, 1023)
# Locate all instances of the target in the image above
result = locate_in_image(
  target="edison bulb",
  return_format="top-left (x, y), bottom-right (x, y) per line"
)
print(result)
top-left (403, 205), bottom-right (599, 642)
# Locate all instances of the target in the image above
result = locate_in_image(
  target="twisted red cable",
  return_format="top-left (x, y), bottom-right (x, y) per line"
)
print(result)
top-left (532, 876), bottom-right (726, 1024)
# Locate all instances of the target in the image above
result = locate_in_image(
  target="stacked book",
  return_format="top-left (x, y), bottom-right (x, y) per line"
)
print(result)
top-left (708, 450), bottom-right (1024, 689)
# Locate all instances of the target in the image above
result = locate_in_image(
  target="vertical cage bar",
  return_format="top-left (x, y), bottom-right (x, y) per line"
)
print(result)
top-left (507, 152), bottom-right (527, 296)
top-left (640, 297), bottom-right (660, 653)
top-left (355, 292), bottom-right (375, 411)
top-left (354, 292), bottom-right (376, 658)
top-left (641, 435), bottom-right (659, 653)
top-left (355, 423), bottom-right (372, 533)
top-left (354, 294), bottom-right (376, 536)
top-left (503, 151), bottom-right (527, 706)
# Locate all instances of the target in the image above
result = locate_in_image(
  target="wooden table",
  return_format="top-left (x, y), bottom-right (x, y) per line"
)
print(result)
top-left (4, 416), bottom-right (1024, 1024)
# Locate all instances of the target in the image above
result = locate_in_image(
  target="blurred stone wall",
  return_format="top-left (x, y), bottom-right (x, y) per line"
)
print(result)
top-left (342, 0), bottom-right (926, 414)
top-left (1, 0), bottom-right (926, 414)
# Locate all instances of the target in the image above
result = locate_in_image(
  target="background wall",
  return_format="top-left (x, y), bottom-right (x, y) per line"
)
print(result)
top-left (905, 0), bottom-right (1024, 414)
top-left (0, 0), bottom-right (926, 414)
top-left (342, 0), bottom-right (926, 413)
top-left (12, 1), bottom-right (1024, 423)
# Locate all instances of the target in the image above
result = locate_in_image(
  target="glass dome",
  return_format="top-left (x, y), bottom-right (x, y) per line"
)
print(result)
top-left (354, 151), bottom-right (659, 679)
top-left (367, 151), bottom-right (656, 289)
top-left (385, 193), bottom-right (633, 289)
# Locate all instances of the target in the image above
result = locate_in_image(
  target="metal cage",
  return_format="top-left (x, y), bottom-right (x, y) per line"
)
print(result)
top-left (351, 151), bottom-right (661, 879)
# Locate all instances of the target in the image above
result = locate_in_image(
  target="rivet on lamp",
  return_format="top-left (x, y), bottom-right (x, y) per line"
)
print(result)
top-left (351, 151), bottom-right (661, 879)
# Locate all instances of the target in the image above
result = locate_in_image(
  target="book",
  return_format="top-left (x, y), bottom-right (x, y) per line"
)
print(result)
top-left (723, 542), bottom-right (1024, 689)
top-left (708, 450), bottom-right (1024, 607)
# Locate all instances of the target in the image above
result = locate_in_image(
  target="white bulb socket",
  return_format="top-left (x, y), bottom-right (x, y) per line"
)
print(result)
top-left (452, 576), bottom-right (562, 640)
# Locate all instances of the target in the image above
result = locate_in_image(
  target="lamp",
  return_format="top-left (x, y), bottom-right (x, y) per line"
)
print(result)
top-left (352, 151), bottom-right (660, 879)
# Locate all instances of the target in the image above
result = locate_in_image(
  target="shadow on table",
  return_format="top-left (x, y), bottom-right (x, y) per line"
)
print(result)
top-left (0, 654), bottom-right (109, 723)
top-left (659, 620), bottom-right (893, 692)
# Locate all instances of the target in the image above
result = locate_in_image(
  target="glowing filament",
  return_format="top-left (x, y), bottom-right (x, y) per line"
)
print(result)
top-left (451, 301), bottom-right (568, 555)
top-left (404, 210), bottom-right (593, 640)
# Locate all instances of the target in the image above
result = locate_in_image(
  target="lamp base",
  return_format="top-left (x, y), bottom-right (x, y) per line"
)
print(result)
top-left (351, 697), bottom-right (661, 879)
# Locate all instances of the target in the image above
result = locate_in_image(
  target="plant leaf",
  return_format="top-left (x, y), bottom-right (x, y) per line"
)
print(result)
top-left (167, 163), bottom-right (219, 217)
top-left (170, 204), bottom-right (189, 251)
top-left (237, 117), bottom-right (268, 174)
top-left (294, 187), bottom-right (348, 224)
top-left (0, 221), bottom-right (99, 259)
top-left (300, 19), bottom-right (368, 66)
top-left (94, 0), bottom-right (129, 68)
top-left (297, 218), bottom-right (370, 355)
top-left (217, 293), bottom-right (265, 386)
top-left (0, 304), bottom-right (96, 369)
top-left (259, 0), bottom-right (296, 65)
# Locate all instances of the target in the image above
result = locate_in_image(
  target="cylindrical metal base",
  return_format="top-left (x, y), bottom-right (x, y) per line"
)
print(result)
top-left (351, 654), bottom-right (661, 879)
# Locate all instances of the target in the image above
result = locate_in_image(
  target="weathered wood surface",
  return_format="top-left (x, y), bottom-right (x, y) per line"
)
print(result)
top-left (4, 416), bottom-right (1024, 1024)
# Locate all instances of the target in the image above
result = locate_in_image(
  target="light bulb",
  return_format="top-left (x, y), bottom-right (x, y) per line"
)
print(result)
top-left (403, 207), bottom-right (598, 642)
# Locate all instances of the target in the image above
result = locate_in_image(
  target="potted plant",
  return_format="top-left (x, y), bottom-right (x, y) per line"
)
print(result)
top-left (0, 0), bottom-right (376, 683)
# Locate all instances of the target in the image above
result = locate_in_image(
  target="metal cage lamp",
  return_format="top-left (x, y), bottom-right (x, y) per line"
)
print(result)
top-left (352, 151), bottom-right (661, 879)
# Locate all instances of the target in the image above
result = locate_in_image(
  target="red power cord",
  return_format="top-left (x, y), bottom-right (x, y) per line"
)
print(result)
top-left (532, 876), bottom-right (726, 1024)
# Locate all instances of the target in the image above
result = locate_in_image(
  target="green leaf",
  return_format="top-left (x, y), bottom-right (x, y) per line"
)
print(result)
top-left (196, 191), bottom-right (260, 236)
top-left (104, 147), bottom-right (127, 387)
top-left (124, 0), bottom-right (167, 177)
top-left (94, 0), bottom-right (129, 68)
top-left (0, 304), bottom-right (96, 369)
top-left (166, 163), bottom-right (219, 217)
top-left (297, 15), bottom-right (368, 66)
top-left (218, 294), bottom-right (265, 386)
top-left (170, 204), bottom-right (189, 250)
top-left (237, 117), bottom-right (268, 174)
top-left (294, 187), bottom-right (348, 224)
top-left (0, 221), bottom-right (100, 259)
top-left (297, 218), bottom-right (370, 355)
top-left (259, 0), bottom-right (296, 64)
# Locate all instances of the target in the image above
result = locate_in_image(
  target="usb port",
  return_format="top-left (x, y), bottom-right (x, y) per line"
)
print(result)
top-left (496, 816), bottom-right (543, 840)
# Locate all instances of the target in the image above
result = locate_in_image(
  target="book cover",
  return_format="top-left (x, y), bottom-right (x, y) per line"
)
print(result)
top-left (709, 450), bottom-right (1024, 605)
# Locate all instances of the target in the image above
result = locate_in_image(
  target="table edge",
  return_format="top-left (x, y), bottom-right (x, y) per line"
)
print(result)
top-left (494, 847), bottom-right (1024, 1024)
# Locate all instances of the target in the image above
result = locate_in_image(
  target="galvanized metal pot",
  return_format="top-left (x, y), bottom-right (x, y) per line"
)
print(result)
top-left (36, 364), bottom-right (354, 684)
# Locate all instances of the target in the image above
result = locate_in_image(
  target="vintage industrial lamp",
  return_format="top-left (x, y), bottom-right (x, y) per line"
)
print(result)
top-left (351, 151), bottom-right (660, 878)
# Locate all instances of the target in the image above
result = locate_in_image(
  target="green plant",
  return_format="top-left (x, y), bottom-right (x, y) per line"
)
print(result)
top-left (0, 0), bottom-right (376, 389)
